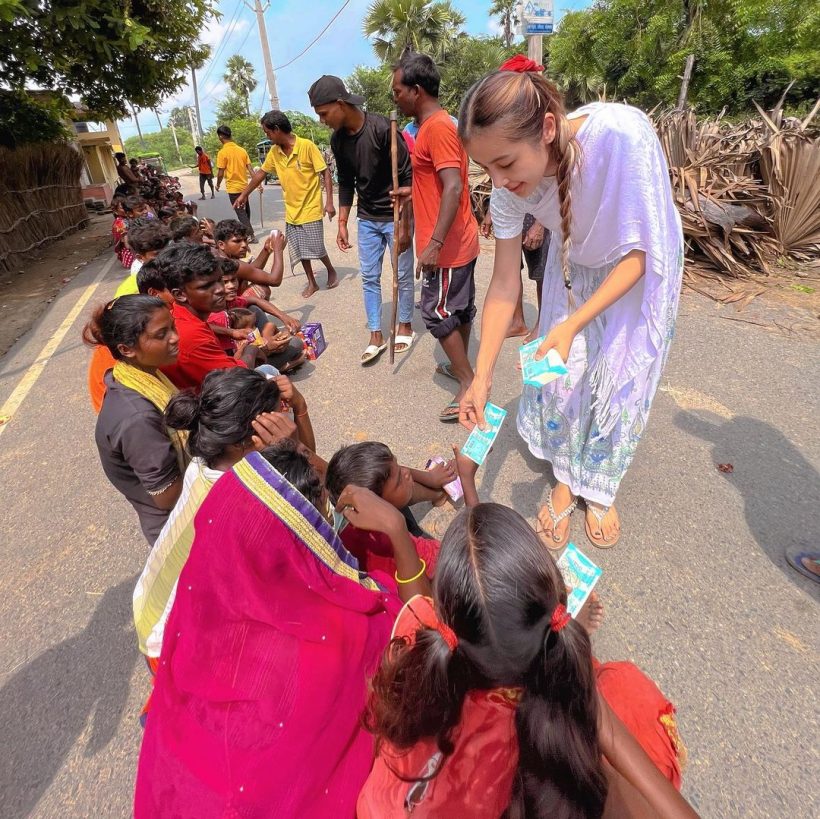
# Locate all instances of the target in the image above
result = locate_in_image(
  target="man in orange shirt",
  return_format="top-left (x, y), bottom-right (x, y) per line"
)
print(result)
top-left (392, 52), bottom-right (480, 423)
top-left (195, 146), bottom-right (215, 200)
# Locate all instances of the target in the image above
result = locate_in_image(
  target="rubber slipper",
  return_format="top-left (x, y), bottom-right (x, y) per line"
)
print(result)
top-left (435, 362), bottom-right (457, 381)
top-left (536, 488), bottom-right (578, 551)
top-left (361, 343), bottom-right (387, 365)
top-left (394, 332), bottom-right (417, 354)
top-left (439, 400), bottom-right (460, 423)
top-left (785, 548), bottom-right (820, 584)
top-left (584, 503), bottom-right (620, 549)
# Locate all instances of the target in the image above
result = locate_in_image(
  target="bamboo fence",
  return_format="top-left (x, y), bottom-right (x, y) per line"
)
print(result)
top-left (0, 143), bottom-right (88, 273)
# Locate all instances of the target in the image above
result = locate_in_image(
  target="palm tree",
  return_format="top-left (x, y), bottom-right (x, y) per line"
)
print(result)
top-left (489, 0), bottom-right (518, 48)
top-left (223, 55), bottom-right (258, 117)
top-left (363, 0), bottom-right (466, 63)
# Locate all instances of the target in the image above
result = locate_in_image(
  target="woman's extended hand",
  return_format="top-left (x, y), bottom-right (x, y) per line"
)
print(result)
top-left (459, 374), bottom-right (492, 431)
top-left (535, 319), bottom-right (577, 364)
top-left (250, 411), bottom-right (297, 449)
top-left (335, 485), bottom-right (405, 534)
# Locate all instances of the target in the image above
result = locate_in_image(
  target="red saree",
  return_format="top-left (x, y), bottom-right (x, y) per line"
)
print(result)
top-left (134, 451), bottom-right (402, 818)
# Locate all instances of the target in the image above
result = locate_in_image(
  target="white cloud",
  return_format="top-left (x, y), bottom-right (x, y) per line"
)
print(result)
top-left (201, 17), bottom-right (249, 49)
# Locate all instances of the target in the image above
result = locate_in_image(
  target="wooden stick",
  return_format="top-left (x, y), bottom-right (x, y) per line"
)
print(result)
top-left (389, 110), bottom-right (400, 365)
top-left (258, 185), bottom-right (264, 229)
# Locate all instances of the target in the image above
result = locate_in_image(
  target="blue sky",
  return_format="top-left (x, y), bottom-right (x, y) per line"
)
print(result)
top-left (117, 0), bottom-right (591, 140)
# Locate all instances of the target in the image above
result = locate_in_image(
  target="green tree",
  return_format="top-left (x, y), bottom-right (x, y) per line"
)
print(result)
top-left (167, 106), bottom-right (191, 132)
top-left (201, 117), bottom-right (264, 163)
top-left (215, 92), bottom-right (249, 124)
top-left (285, 111), bottom-right (332, 146)
top-left (0, 0), bottom-right (214, 119)
top-left (223, 55), bottom-right (258, 117)
top-left (124, 128), bottom-right (197, 171)
top-left (362, 0), bottom-right (465, 63)
top-left (347, 64), bottom-right (395, 117)
top-left (439, 36), bottom-right (515, 113)
top-left (489, 0), bottom-right (518, 48)
top-left (548, 0), bottom-right (820, 114)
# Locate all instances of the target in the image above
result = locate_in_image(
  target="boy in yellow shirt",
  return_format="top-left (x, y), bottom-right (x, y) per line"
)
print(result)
top-left (232, 111), bottom-right (337, 298)
top-left (215, 125), bottom-right (257, 243)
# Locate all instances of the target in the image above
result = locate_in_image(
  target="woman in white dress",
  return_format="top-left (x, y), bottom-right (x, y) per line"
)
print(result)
top-left (458, 69), bottom-right (683, 549)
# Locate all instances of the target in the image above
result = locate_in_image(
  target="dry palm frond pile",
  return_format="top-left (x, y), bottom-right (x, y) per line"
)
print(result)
top-left (0, 143), bottom-right (88, 274)
top-left (468, 100), bottom-right (820, 297)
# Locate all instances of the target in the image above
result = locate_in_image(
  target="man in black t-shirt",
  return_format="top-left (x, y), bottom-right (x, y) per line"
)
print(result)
top-left (309, 75), bottom-right (415, 366)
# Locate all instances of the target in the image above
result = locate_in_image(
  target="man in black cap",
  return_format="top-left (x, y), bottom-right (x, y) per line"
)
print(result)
top-left (309, 74), bottom-right (416, 366)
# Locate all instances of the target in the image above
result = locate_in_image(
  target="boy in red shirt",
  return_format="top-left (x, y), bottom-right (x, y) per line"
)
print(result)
top-left (392, 52), bottom-right (480, 422)
top-left (195, 146), bottom-right (215, 200)
top-left (156, 243), bottom-right (257, 391)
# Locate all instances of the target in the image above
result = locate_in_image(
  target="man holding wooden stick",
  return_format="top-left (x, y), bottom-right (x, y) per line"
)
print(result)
top-left (309, 75), bottom-right (415, 366)
top-left (391, 53), bottom-right (480, 422)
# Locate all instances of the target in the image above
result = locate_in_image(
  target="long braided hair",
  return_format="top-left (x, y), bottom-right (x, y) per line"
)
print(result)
top-left (459, 71), bottom-right (580, 307)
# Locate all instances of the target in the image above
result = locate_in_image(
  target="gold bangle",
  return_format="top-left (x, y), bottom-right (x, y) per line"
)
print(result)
top-left (295, 409), bottom-right (309, 418)
top-left (395, 559), bottom-right (426, 584)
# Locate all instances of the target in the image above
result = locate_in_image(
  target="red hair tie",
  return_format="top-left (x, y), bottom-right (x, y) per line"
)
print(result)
top-left (436, 622), bottom-right (458, 651)
top-left (499, 55), bottom-right (544, 74)
top-left (550, 603), bottom-right (571, 633)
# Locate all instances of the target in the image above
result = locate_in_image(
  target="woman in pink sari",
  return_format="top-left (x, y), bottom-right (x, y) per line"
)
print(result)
top-left (134, 447), bottom-right (428, 818)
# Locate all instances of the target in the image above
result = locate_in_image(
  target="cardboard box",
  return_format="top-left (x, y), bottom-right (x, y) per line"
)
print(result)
top-left (298, 322), bottom-right (326, 360)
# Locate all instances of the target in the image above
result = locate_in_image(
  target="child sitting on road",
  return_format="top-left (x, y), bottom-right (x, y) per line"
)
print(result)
top-left (124, 195), bottom-right (151, 222)
top-left (111, 196), bottom-right (134, 269)
top-left (169, 215), bottom-right (202, 244)
top-left (208, 259), bottom-right (305, 374)
top-left (114, 218), bottom-right (172, 297)
top-left (136, 261), bottom-right (174, 306)
top-left (325, 442), bottom-right (460, 578)
top-left (214, 219), bottom-right (285, 292)
top-left (158, 207), bottom-right (177, 225)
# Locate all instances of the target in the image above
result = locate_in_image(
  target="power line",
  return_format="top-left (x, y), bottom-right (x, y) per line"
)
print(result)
top-left (274, 0), bottom-right (352, 71)
top-left (198, 1), bottom-right (246, 91)
top-left (199, 20), bottom-right (256, 112)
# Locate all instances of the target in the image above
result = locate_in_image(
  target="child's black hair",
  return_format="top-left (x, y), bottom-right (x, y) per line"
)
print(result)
top-left (214, 218), bottom-right (248, 243)
top-left (170, 215), bottom-right (199, 242)
top-left (228, 307), bottom-right (255, 328)
top-left (325, 442), bottom-right (394, 505)
top-left (260, 439), bottom-right (324, 511)
top-left (127, 218), bottom-right (172, 256)
top-left (164, 368), bottom-right (281, 469)
top-left (123, 195), bottom-right (146, 213)
top-left (82, 295), bottom-right (167, 359)
top-left (220, 257), bottom-right (240, 276)
top-left (153, 242), bottom-right (222, 291)
top-left (136, 260), bottom-right (169, 295)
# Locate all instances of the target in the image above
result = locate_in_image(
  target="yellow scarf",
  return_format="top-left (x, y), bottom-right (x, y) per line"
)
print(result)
top-left (111, 361), bottom-right (189, 472)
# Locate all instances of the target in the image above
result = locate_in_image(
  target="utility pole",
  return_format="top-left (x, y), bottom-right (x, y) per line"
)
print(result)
top-left (130, 103), bottom-right (146, 149)
top-left (191, 64), bottom-right (204, 141)
top-left (187, 106), bottom-right (202, 148)
top-left (527, 34), bottom-right (543, 66)
top-left (245, 0), bottom-right (280, 111)
top-left (153, 109), bottom-right (164, 132)
top-left (169, 121), bottom-right (183, 164)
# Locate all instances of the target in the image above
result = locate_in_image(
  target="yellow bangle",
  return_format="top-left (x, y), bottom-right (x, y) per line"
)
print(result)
top-left (395, 559), bottom-right (426, 584)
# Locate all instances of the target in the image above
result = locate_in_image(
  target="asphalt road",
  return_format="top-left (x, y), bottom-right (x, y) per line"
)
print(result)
top-left (0, 176), bottom-right (817, 818)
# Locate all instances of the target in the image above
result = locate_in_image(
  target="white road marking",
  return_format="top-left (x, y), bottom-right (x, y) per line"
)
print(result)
top-left (0, 256), bottom-right (116, 439)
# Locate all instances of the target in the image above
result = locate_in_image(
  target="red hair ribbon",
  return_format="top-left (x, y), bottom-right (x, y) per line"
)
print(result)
top-left (437, 622), bottom-right (458, 651)
top-left (499, 55), bottom-right (544, 74)
top-left (550, 603), bottom-right (571, 633)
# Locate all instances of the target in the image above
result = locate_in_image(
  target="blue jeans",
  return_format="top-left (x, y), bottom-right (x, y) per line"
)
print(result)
top-left (357, 219), bottom-right (414, 332)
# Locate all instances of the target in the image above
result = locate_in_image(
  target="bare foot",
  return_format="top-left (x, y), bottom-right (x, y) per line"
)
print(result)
top-left (523, 325), bottom-right (539, 343)
top-left (326, 271), bottom-right (339, 289)
top-left (575, 591), bottom-right (605, 636)
top-left (432, 490), bottom-right (449, 508)
top-left (506, 323), bottom-right (529, 338)
top-left (536, 482), bottom-right (577, 548)
top-left (301, 282), bottom-right (319, 298)
top-left (584, 502), bottom-right (620, 547)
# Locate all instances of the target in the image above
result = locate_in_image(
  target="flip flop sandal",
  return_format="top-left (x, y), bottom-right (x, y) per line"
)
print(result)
top-left (394, 332), bottom-right (417, 354)
top-left (536, 489), bottom-right (578, 551)
top-left (439, 400), bottom-right (460, 423)
top-left (435, 362), bottom-right (457, 381)
top-left (361, 343), bottom-right (387, 365)
top-left (585, 504), bottom-right (621, 549)
top-left (785, 548), bottom-right (820, 584)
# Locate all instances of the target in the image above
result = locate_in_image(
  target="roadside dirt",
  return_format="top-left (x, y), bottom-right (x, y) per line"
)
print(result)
top-left (0, 214), bottom-right (112, 357)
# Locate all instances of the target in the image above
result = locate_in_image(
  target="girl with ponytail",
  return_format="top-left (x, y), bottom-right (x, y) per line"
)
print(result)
top-left (84, 295), bottom-right (184, 544)
top-left (457, 67), bottom-right (684, 550)
top-left (358, 502), bottom-right (695, 818)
